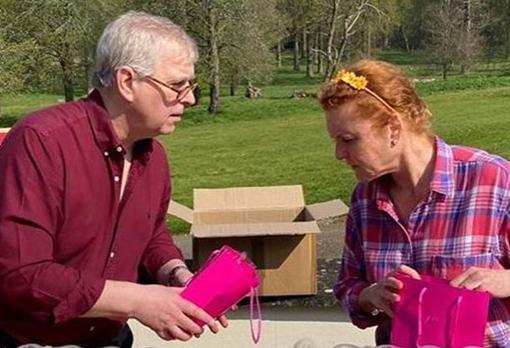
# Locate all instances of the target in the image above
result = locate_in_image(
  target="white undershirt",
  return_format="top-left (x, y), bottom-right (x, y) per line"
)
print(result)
top-left (120, 147), bottom-right (133, 200)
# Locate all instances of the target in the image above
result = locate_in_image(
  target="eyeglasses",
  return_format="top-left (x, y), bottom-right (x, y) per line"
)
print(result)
top-left (144, 75), bottom-right (198, 105)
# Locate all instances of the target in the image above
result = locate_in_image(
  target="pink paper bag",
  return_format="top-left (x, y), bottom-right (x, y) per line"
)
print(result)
top-left (181, 245), bottom-right (262, 343)
top-left (391, 274), bottom-right (490, 348)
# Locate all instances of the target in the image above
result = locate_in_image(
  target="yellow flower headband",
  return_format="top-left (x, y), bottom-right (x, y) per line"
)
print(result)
top-left (332, 69), bottom-right (398, 115)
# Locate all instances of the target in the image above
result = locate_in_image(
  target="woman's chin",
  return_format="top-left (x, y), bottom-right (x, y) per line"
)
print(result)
top-left (354, 170), bottom-right (378, 183)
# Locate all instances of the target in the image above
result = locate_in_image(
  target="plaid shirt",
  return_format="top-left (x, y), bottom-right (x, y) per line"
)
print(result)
top-left (334, 137), bottom-right (510, 347)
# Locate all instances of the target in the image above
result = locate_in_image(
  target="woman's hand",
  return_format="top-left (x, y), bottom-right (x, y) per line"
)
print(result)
top-left (450, 267), bottom-right (510, 298)
top-left (358, 265), bottom-right (420, 318)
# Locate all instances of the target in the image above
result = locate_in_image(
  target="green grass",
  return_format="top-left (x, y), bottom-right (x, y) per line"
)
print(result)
top-left (2, 51), bottom-right (510, 233)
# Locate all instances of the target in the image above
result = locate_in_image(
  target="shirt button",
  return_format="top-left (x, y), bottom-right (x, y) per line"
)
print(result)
top-left (89, 325), bottom-right (95, 332)
top-left (103, 151), bottom-right (109, 157)
top-left (110, 252), bottom-right (115, 258)
top-left (116, 146), bottom-right (123, 152)
top-left (114, 175), bottom-right (120, 182)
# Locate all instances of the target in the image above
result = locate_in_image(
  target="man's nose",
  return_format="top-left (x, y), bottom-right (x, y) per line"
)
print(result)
top-left (182, 88), bottom-right (196, 107)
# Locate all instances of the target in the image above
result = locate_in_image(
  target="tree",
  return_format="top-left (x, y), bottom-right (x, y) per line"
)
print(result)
top-left (0, 39), bottom-right (27, 118)
top-left (424, 0), bottom-right (463, 79)
top-left (319, 0), bottom-right (383, 81)
top-left (458, 0), bottom-right (483, 73)
top-left (0, 0), bottom-right (121, 101)
top-left (222, 0), bottom-right (283, 96)
top-left (141, 0), bottom-right (282, 113)
top-left (482, 0), bottom-right (510, 60)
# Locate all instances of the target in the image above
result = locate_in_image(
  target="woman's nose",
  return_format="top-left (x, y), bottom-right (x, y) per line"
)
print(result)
top-left (335, 143), bottom-right (348, 160)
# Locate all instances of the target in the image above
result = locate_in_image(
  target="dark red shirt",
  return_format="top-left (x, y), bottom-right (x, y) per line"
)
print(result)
top-left (0, 91), bottom-right (183, 345)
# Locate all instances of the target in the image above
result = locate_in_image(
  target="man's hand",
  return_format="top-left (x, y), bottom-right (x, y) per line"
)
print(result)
top-left (133, 285), bottom-right (219, 341)
top-left (358, 265), bottom-right (420, 318)
top-left (450, 267), bottom-right (510, 298)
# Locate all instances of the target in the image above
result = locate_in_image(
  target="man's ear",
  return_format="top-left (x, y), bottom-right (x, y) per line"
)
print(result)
top-left (115, 66), bottom-right (137, 102)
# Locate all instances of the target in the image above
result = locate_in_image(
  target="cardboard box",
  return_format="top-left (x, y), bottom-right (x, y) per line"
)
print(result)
top-left (168, 185), bottom-right (348, 296)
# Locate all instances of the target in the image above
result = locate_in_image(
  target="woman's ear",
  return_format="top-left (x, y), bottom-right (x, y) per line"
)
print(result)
top-left (115, 66), bottom-right (137, 103)
top-left (388, 113), bottom-right (402, 147)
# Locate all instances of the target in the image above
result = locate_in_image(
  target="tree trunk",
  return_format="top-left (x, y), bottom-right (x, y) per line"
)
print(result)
top-left (366, 26), bottom-right (372, 57)
top-left (323, 0), bottom-right (339, 82)
top-left (306, 32), bottom-right (314, 78)
top-left (301, 28), bottom-right (307, 59)
top-left (503, 1), bottom-right (510, 61)
top-left (400, 25), bottom-right (410, 51)
top-left (506, 35), bottom-right (510, 61)
top-left (230, 79), bottom-right (237, 96)
top-left (331, 35), bottom-right (348, 79)
top-left (83, 46), bottom-right (93, 92)
top-left (59, 52), bottom-right (74, 102)
top-left (443, 63), bottom-right (448, 80)
top-left (461, 0), bottom-right (472, 74)
top-left (314, 30), bottom-right (322, 74)
top-left (207, 5), bottom-right (221, 113)
top-left (293, 32), bottom-right (300, 71)
top-left (276, 40), bottom-right (282, 68)
top-left (464, 0), bottom-right (472, 33)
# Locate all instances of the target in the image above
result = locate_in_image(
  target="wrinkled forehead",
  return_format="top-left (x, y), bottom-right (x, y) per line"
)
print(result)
top-left (325, 102), bottom-right (375, 136)
top-left (154, 42), bottom-right (196, 80)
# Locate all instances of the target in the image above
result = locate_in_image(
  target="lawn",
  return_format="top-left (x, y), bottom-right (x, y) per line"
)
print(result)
top-left (2, 52), bottom-right (510, 233)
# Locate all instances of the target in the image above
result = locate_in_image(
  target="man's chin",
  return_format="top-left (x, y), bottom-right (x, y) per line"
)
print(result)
top-left (159, 125), bottom-right (176, 135)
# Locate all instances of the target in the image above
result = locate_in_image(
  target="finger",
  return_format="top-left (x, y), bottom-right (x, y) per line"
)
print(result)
top-left (167, 325), bottom-right (193, 342)
top-left (157, 330), bottom-right (174, 341)
top-left (168, 286), bottom-right (184, 294)
top-left (207, 319), bottom-right (220, 333)
top-left (375, 300), bottom-right (393, 318)
top-left (178, 315), bottom-right (204, 336)
top-left (231, 304), bottom-right (238, 311)
top-left (218, 315), bottom-right (229, 328)
top-left (398, 265), bottom-right (421, 279)
top-left (383, 276), bottom-right (404, 291)
top-left (458, 276), bottom-right (483, 290)
top-left (180, 299), bottom-right (216, 331)
top-left (381, 288), bottom-right (400, 304)
top-left (381, 305), bottom-right (394, 318)
top-left (450, 267), bottom-right (477, 288)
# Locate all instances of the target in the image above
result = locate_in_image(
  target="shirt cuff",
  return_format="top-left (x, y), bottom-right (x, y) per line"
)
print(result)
top-left (344, 282), bottom-right (384, 329)
top-left (53, 272), bottom-right (106, 323)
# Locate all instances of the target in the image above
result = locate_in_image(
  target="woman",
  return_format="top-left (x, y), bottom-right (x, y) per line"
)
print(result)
top-left (319, 59), bottom-right (510, 347)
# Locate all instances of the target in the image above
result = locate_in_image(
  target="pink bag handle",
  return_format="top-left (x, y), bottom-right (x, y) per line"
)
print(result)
top-left (249, 287), bottom-right (262, 344)
top-left (416, 287), bottom-right (463, 347)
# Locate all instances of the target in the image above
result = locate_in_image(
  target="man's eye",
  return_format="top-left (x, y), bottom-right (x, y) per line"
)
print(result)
top-left (341, 137), bottom-right (355, 143)
top-left (170, 82), bottom-right (187, 90)
top-left (171, 79), bottom-right (195, 91)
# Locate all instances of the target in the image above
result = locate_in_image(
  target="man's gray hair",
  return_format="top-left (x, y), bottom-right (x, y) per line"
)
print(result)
top-left (92, 11), bottom-right (198, 88)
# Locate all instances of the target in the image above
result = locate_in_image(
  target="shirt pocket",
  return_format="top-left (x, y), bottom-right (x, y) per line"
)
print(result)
top-left (430, 253), bottom-right (503, 280)
top-left (364, 249), bottom-right (405, 283)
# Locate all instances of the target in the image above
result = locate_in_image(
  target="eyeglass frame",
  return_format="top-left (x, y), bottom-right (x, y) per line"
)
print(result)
top-left (143, 74), bottom-right (198, 105)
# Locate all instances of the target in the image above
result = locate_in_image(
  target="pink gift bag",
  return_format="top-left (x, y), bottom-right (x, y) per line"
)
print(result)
top-left (181, 245), bottom-right (262, 343)
top-left (391, 274), bottom-right (490, 348)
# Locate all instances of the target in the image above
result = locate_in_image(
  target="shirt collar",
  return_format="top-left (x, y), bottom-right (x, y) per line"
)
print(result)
top-left (83, 89), bottom-right (153, 163)
top-left (372, 136), bottom-right (455, 207)
top-left (429, 136), bottom-right (455, 197)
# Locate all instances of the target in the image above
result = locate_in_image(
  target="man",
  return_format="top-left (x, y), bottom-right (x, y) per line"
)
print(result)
top-left (0, 11), bottom-right (224, 347)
